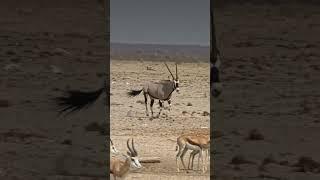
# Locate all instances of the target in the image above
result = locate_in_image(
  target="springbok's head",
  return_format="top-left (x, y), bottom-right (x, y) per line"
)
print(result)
top-left (164, 62), bottom-right (180, 93)
top-left (211, 54), bottom-right (222, 97)
top-left (110, 138), bottom-right (119, 154)
top-left (126, 138), bottom-right (142, 169)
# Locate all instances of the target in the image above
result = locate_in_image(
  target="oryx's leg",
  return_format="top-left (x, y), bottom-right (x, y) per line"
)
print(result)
top-left (168, 99), bottom-right (172, 111)
top-left (144, 93), bottom-right (149, 116)
top-left (157, 100), bottom-right (163, 117)
top-left (150, 98), bottom-right (154, 117)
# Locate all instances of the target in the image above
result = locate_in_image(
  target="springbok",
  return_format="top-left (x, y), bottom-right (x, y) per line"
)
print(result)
top-left (127, 62), bottom-right (179, 118)
top-left (110, 138), bottom-right (142, 180)
top-left (176, 133), bottom-right (210, 173)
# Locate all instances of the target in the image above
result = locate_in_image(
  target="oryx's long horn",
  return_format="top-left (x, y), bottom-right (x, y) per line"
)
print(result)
top-left (131, 138), bottom-right (138, 156)
top-left (175, 63), bottom-right (178, 79)
top-left (164, 62), bottom-right (174, 79)
top-left (127, 138), bottom-right (134, 155)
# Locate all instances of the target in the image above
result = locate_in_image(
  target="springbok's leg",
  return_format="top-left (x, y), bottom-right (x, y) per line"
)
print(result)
top-left (188, 151), bottom-right (192, 169)
top-left (168, 99), bottom-right (172, 111)
top-left (193, 150), bottom-right (200, 170)
top-left (144, 93), bottom-right (149, 116)
top-left (188, 150), bottom-right (197, 170)
top-left (200, 149), bottom-right (205, 173)
top-left (176, 144), bottom-right (185, 172)
top-left (180, 147), bottom-right (189, 172)
top-left (205, 149), bottom-right (209, 171)
top-left (150, 99), bottom-right (154, 117)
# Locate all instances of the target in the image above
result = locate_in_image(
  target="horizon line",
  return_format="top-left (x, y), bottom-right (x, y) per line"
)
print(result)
top-left (111, 41), bottom-right (209, 47)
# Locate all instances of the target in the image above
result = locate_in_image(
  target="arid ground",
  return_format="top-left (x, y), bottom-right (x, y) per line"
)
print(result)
top-left (110, 60), bottom-right (210, 179)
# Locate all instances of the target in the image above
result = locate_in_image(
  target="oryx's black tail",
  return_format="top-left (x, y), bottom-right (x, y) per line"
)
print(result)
top-left (127, 89), bottom-right (143, 97)
top-left (54, 85), bottom-right (106, 115)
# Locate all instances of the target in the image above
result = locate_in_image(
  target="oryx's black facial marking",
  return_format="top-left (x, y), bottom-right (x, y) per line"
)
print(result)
top-left (175, 80), bottom-right (179, 88)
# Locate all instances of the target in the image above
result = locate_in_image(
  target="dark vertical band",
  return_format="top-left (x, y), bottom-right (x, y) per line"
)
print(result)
top-left (105, 0), bottom-right (111, 178)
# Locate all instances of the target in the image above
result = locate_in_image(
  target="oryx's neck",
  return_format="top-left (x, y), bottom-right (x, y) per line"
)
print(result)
top-left (167, 81), bottom-right (175, 96)
top-left (162, 81), bottom-right (175, 100)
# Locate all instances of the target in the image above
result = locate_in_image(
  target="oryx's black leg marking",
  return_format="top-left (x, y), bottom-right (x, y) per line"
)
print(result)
top-left (150, 99), bottom-right (154, 117)
top-left (159, 100), bottom-right (163, 107)
top-left (158, 100), bottom-right (163, 117)
top-left (144, 93), bottom-right (149, 116)
top-left (168, 99), bottom-right (172, 111)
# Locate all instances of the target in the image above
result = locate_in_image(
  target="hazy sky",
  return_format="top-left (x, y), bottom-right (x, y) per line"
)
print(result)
top-left (110, 0), bottom-right (209, 46)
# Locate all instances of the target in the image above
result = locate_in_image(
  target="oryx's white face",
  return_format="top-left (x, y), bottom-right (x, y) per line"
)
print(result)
top-left (174, 79), bottom-right (180, 93)
top-left (131, 157), bottom-right (142, 169)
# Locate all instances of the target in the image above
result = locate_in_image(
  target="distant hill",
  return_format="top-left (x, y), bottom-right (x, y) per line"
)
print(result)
top-left (111, 42), bottom-right (209, 62)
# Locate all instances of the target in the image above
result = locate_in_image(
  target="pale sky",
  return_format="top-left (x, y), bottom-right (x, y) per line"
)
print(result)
top-left (110, 0), bottom-right (210, 46)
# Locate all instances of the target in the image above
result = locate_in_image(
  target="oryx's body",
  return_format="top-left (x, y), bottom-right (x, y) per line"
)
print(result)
top-left (128, 63), bottom-right (179, 118)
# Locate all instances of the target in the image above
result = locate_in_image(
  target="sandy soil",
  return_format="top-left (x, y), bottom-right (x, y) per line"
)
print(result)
top-left (110, 60), bottom-right (210, 178)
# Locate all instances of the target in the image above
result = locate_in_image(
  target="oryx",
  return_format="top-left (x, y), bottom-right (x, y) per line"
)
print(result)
top-left (127, 62), bottom-right (180, 118)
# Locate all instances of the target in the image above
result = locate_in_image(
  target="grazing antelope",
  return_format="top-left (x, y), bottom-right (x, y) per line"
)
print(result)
top-left (176, 134), bottom-right (210, 173)
top-left (110, 138), bottom-right (142, 180)
top-left (127, 62), bottom-right (180, 118)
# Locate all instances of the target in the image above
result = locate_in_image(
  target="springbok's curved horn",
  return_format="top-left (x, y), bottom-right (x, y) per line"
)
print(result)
top-left (175, 63), bottom-right (178, 79)
top-left (164, 62), bottom-right (174, 79)
top-left (110, 138), bottom-right (114, 146)
top-left (131, 138), bottom-right (138, 156)
top-left (127, 138), bottom-right (134, 155)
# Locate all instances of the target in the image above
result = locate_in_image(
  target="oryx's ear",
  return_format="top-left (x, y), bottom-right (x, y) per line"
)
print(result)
top-left (127, 151), bottom-right (132, 156)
